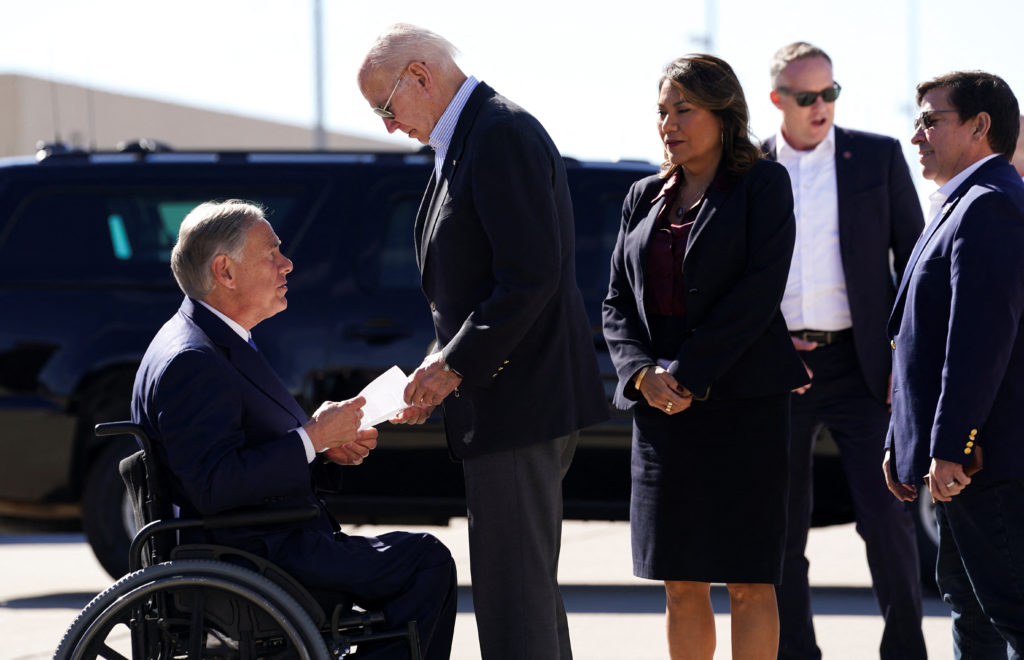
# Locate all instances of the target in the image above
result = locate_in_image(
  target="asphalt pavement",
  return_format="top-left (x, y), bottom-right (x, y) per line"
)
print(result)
top-left (1, 519), bottom-right (954, 659)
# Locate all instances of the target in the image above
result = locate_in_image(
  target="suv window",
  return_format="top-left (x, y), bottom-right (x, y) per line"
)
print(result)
top-left (378, 193), bottom-right (423, 290)
top-left (0, 188), bottom-right (302, 282)
top-left (572, 181), bottom-right (631, 299)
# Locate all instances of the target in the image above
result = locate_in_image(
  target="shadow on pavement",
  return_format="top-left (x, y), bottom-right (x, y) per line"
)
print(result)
top-left (6, 585), bottom-right (950, 619)
top-left (1, 592), bottom-right (96, 609)
top-left (457, 585), bottom-right (951, 616)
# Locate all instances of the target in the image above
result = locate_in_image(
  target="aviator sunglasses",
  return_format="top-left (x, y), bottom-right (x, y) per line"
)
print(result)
top-left (776, 82), bottom-right (842, 107)
top-left (372, 63), bottom-right (413, 119)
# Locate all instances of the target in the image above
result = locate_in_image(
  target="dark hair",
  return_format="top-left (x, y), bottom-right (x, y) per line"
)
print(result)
top-left (916, 71), bottom-right (1020, 159)
top-left (659, 54), bottom-right (762, 177)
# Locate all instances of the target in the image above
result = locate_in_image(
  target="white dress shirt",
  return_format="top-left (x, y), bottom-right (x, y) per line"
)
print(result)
top-left (775, 127), bottom-right (852, 331)
top-left (925, 154), bottom-right (1000, 224)
top-left (429, 76), bottom-right (479, 182)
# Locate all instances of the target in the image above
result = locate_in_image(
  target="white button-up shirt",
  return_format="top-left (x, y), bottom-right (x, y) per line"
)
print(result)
top-left (925, 154), bottom-right (1000, 224)
top-left (429, 76), bottom-right (479, 182)
top-left (776, 127), bottom-right (851, 331)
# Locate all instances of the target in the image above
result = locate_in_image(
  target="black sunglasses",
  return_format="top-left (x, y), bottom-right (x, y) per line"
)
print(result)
top-left (913, 109), bottom-right (959, 132)
top-left (777, 82), bottom-right (842, 107)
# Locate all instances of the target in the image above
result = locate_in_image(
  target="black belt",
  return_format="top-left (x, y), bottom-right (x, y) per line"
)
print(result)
top-left (790, 328), bottom-right (853, 345)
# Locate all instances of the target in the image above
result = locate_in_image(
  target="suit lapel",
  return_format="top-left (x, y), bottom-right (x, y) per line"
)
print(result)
top-left (185, 299), bottom-right (308, 424)
top-left (414, 173), bottom-right (439, 272)
top-left (417, 83), bottom-right (494, 276)
top-left (683, 187), bottom-right (723, 266)
top-left (417, 176), bottom-right (450, 274)
top-left (888, 160), bottom-right (997, 329)
top-left (888, 201), bottom-right (957, 333)
top-left (633, 195), bottom-right (664, 319)
top-left (833, 128), bottom-right (857, 265)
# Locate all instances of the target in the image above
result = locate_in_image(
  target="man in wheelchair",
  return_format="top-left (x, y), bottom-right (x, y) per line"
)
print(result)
top-left (90, 200), bottom-right (456, 658)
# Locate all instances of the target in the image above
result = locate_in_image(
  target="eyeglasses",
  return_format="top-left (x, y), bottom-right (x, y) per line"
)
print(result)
top-left (913, 109), bottom-right (959, 132)
top-left (372, 64), bottom-right (412, 119)
top-left (776, 82), bottom-right (842, 107)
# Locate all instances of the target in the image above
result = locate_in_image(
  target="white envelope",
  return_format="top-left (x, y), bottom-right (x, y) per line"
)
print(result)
top-left (357, 365), bottom-right (410, 429)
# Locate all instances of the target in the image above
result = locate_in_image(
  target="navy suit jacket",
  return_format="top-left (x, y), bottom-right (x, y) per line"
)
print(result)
top-left (602, 159), bottom-right (808, 409)
top-left (763, 127), bottom-right (924, 402)
top-left (886, 157), bottom-right (1024, 484)
top-left (131, 297), bottom-right (338, 550)
top-left (415, 82), bottom-right (609, 459)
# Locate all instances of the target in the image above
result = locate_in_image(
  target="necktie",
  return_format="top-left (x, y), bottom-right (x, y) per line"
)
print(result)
top-left (247, 336), bottom-right (258, 351)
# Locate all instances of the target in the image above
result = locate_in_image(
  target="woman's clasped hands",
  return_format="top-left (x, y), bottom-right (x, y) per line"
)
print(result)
top-left (638, 366), bottom-right (692, 415)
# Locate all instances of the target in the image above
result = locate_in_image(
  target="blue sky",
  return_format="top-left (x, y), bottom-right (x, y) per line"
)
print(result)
top-left (2, 0), bottom-right (1021, 180)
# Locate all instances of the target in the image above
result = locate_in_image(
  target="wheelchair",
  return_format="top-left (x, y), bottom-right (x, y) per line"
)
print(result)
top-left (55, 422), bottom-right (421, 660)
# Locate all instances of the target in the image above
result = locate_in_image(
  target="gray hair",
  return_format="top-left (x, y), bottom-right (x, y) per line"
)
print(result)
top-left (362, 23), bottom-right (460, 75)
top-left (770, 42), bottom-right (832, 90)
top-left (171, 200), bottom-right (265, 300)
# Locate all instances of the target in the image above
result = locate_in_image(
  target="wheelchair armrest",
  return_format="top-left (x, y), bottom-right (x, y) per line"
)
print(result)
top-left (96, 421), bottom-right (156, 458)
top-left (203, 505), bottom-right (320, 530)
top-left (129, 506), bottom-right (320, 572)
top-left (95, 421), bottom-right (140, 437)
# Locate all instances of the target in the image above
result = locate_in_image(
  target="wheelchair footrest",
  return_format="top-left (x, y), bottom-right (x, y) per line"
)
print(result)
top-left (330, 604), bottom-right (386, 630)
top-left (328, 606), bottom-right (420, 660)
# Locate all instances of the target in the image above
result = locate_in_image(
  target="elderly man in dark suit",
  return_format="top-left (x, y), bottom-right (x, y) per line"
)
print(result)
top-left (132, 200), bottom-right (457, 660)
top-left (885, 71), bottom-right (1024, 658)
top-left (761, 42), bottom-right (927, 660)
top-left (357, 24), bottom-right (609, 660)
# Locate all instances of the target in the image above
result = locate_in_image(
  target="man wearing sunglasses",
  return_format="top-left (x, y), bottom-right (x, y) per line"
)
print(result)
top-left (356, 23), bottom-right (608, 660)
top-left (761, 42), bottom-right (927, 660)
top-left (886, 70), bottom-right (1024, 658)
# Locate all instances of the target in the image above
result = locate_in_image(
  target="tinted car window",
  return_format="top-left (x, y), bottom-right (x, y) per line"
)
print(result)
top-left (0, 188), bottom-right (301, 282)
top-left (378, 193), bottom-right (423, 290)
top-left (574, 188), bottom-right (627, 299)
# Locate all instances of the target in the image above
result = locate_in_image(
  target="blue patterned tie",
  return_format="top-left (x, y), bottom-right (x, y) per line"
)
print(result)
top-left (247, 336), bottom-right (258, 351)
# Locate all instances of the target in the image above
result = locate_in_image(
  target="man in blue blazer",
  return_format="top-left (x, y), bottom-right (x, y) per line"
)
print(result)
top-left (132, 200), bottom-right (457, 660)
top-left (885, 71), bottom-right (1024, 658)
top-left (357, 24), bottom-right (608, 660)
top-left (762, 42), bottom-right (926, 660)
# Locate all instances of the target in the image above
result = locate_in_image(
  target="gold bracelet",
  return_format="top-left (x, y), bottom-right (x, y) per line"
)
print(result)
top-left (633, 366), bottom-right (651, 390)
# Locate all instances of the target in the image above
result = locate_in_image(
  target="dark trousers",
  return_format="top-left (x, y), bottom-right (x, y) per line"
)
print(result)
top-left (777, 341), bottom-right (925, 660)
top-left (936, 479), bottom-right (1024, 659)
top-left (273, 529), bottom-right (457, 660)
top-left (462, 432), bottom-right (578, 660)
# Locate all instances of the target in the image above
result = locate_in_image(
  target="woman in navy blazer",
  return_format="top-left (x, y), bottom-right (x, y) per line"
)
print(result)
top-left (603, 55), bottom-right (807, 659)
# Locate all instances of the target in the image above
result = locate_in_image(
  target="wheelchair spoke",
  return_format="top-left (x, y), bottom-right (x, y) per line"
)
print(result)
top-left (94, 642), bottom-right (129, 660)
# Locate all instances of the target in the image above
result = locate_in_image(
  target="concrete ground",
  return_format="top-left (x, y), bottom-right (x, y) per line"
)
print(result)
top-left (1, 519), bottom-right (954, 659)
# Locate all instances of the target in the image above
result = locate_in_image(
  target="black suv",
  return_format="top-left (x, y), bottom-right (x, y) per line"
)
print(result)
top-left (0, 145), bottom-right (934, 581)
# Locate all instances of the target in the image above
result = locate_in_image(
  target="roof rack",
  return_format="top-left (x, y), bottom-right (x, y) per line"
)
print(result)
top-left (116, 138), bottom-right (173, 154)
top-left (34, 141), bottom-right (86, 161)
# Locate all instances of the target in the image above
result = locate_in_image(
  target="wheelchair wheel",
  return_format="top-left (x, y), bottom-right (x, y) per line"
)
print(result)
top-left (54, 559), bottom-right (330, 660)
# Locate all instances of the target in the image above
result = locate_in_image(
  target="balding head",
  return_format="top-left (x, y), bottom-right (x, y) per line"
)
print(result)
top-left (357, 24), bottom-right (468, 144)
top-left (358, 23), bottom-right (460, 80)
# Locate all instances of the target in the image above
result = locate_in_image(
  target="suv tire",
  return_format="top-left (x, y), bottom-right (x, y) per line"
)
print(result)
top-left (81, 437), bottom-right (137, 579)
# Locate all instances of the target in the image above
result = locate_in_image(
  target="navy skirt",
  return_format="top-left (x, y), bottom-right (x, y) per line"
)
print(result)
top-left (630, 392), bottom-right (790, 584)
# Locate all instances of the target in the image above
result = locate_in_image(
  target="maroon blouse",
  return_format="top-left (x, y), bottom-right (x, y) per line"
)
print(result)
top-left (644, 171), bottom-right (701, 317)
